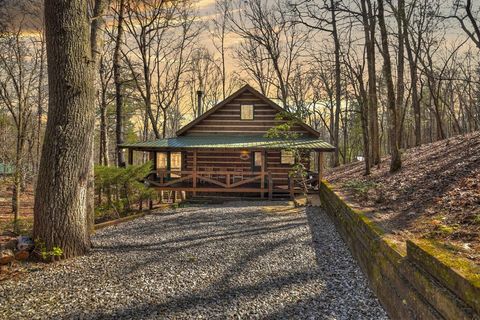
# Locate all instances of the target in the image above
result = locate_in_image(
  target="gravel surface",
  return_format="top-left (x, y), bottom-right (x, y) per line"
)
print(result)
top-left (0, 201), bottom-right (388, 319)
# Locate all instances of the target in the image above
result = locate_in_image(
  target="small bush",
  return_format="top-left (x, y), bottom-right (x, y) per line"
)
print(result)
top-left (95, 163), bottom-right (156, 220)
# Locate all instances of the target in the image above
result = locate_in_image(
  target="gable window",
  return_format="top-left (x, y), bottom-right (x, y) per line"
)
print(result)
top-left (281, 150), bottom-right (295, 165)
top-left (241, 104), bottom-right (254, 120)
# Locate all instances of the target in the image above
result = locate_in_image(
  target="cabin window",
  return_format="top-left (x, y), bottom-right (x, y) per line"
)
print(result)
top-left (241, 104), bottom-right (254, 120)
top-left (156, 152), bottom-right (168, 170)
top-left (170, 152), bottom-right (182, 177)
top-left (170, 152), bottom-right (182, 170)
top-left (252, 151), bottom-right (262, 171)
top-left (281, 150), bottom-right (295, 165)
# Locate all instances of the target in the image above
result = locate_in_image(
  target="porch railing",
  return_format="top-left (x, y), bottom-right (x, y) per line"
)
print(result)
top-left (145, 170), bottom-right (273, 199)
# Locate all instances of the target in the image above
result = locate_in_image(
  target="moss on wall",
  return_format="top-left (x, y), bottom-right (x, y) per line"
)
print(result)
top-left (319, 181), bottom-right (479, 320)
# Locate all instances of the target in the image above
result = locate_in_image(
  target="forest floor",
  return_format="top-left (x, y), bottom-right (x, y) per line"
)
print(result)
top-left (0, 180), bottom-right (34, 235)
top-left (325, 131), bottom-right (480, 265)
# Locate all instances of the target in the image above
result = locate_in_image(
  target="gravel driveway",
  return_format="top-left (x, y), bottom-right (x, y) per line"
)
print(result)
top-left (0, 202), bottom-right (387, 319)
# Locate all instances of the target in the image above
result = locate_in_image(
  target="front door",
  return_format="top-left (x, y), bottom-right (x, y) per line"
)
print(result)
top-left (252, 151), bottom-right (262, 172)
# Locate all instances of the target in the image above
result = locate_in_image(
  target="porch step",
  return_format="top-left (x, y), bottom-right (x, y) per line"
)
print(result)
top-left (183, 196), bottom-right (229, 205)
top-left (271, 191), bottom-right (292, 201)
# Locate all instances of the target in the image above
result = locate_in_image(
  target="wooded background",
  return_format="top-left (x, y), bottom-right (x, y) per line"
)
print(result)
top-left (1, 0), bottom-right (479, 220)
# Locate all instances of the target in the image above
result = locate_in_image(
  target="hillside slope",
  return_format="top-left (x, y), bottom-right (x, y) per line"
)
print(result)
top-left (325, 131), bottom-right (480, 264)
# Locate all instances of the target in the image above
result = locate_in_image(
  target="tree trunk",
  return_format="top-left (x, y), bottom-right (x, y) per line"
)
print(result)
top-left (404, 20), bottom-right (421, 146)
top-left (162, 107), bottom-right (168, 139)
top-left (99, 91), bottom-right (109, 166)
top-left (114, 0), bottom-right (126, 167)
top-left (360, 0), bottom-right (380, 166)
top-left (87, 0), bottom-right (107, 234)
top-left (36, 37), bottom-right (46, 174)
top-left (378, 0), bottom-right (401, 172)
top-left (34, 0), bottom-right (94, 258)
top-left (395, 0), bottom-right (406, 148)
top-left (12, 128), bottom-right (24, 232)
top-left (331, 0), bottom-right (341, 167)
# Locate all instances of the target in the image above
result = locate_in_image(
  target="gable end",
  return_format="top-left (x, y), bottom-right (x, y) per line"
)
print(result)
top-left (176, 85), bottom-right (320, 137)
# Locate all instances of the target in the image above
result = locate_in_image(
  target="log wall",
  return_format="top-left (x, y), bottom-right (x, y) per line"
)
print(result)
top-left (183, 150), bottom-right (311, 189)
top-left (182, 91), bottom-right (311, 136)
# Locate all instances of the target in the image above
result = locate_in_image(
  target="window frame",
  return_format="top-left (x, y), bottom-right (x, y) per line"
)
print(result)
top-left (156, 152), bottom-right (168, 170)
top-left (240, 104), bottom-right (254, 120)
top-left (280, 150), bottom-right (295, 165)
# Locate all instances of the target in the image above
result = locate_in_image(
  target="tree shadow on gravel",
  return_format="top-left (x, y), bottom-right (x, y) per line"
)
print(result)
top-left (59, 206), bottom-right (386, 319)
top-left (62, 235), bottom-right (325, 319)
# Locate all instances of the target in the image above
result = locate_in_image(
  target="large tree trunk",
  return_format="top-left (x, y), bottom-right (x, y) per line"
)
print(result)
top-left (33, 0), bottom-right (94, 258)
top-left (114, 0), bottom-right (126, 167)
top-left (378, 0), bottom-right (401, 172)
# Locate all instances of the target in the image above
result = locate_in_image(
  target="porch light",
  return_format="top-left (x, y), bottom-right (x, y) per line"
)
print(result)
top-left (240, 150), bottom-right (250, 160)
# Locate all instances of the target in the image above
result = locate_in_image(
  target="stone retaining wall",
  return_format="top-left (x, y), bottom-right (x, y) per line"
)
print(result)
top-left (319, 181), bottom-right (480, 320)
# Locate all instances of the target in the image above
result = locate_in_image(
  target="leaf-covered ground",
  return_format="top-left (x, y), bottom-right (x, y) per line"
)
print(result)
top-left (0, 181), bottom-right (34, 235)
top-left (325, 131), bottom-right (480, 265)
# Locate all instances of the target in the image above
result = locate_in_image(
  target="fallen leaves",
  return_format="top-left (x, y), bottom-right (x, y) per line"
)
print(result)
top-left (326, 131), bottom-right (480, 265)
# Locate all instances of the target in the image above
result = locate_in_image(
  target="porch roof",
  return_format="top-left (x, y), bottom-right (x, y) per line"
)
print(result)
top-left (119, 135), bottom-right (335, 151)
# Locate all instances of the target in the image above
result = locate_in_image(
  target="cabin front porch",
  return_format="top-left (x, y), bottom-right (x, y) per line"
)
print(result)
top-left (144, 169), bottom-right (321, 200)
top-left (120, 135), bottom-right (334, 202)
top-left (131, 151), bottom-right (325, 201)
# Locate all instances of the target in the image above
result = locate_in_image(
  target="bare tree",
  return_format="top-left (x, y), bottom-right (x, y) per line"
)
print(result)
top-left (234, 38), bottom-right (274, 96)
top-left (0, 23), bottom-right (39, 230)
top-left (123, 0), bottom-right (199, 139)
top-left (227, 0), bottom-right (310, 110)
top-left (211, 0), bottom-right (231, 99)
top-left (290, 0), bottom-right (343, 166)
top-left (378, 0), bottom-right (402, 172)
top-left (112, 0), bottom-right (126, 167)
top-left (444, 0), bottom-right (480, 49)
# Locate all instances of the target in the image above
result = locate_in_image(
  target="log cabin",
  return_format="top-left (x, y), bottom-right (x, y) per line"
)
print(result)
top-left (119, 84), bottom-right (334, 201)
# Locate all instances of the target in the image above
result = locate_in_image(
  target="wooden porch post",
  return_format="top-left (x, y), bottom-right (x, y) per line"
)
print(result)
top-left (260, 150), bottom-right (265, 199)
top-left (128, 149), bottom-right (133, 166)
top-left (318, 151), bottom-right (324, 193)
top-left (152, 151), bottom-right (157, 172)
top-left (289, 178), bottom-right (294, 200)
top-left (268, 172), bottom-right (273, 200)
top-left (193, 150), bottom-right (197, 197)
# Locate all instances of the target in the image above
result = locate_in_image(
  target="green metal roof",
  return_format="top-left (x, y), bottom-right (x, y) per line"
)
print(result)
top-left (119, 135), bottom-right (335, 151)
